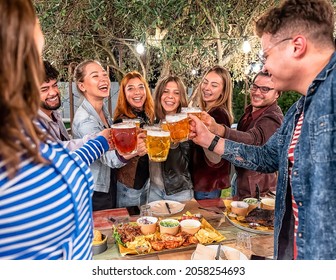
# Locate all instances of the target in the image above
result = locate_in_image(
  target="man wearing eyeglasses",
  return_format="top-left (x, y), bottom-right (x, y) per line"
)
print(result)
top-left (201, 71), bottom-right (283, 200)
top-left (189, 0), bottom-right (336, 260)
top-left (229, 71), bottom-right (283, 199)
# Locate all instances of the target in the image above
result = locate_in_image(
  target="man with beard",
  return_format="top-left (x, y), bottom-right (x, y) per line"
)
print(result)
top-left (201, 71), bottom-right (283, 199)
top-left (38, 60), bottom-right (93, 150)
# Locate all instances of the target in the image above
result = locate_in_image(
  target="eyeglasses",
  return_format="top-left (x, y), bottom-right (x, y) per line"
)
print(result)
top-left (250, 83), bottom-right (274, 94)
top-left (259, 37), bottom-right (292, 64)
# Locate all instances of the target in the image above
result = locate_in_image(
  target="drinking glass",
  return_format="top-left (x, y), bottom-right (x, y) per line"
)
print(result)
top-left (165, 113), bottom-right (189, 143)
top-left (122, 118), bottom-right (140, 128)
top-left (146, 129), bottom-right (171, 162)
top-left (111, 122), bottom-right (137, 155)
top-left (181, 107), bottom-right (202, 119)
top-left (140, 204), bottom-right (152, 217)
top-left (236, 231), bottom-right (252, 251)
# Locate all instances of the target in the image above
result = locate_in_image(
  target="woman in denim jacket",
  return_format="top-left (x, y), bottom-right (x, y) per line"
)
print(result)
top-left (113, 71), bottom-right (155, 207)
top-left (148, 75), bottom-right (194, 202)
top-left (189, 0), bottom-right (336, 260)
top-left (72, 61), bottom-right (146, 210)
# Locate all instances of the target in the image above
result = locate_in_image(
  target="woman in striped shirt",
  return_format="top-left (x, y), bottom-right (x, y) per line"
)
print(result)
top-left (0, 0), bottom-right (111, 260)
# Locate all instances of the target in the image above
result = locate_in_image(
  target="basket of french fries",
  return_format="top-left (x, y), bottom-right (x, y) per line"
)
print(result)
top-left (113, 212), bottom-right (226, 256)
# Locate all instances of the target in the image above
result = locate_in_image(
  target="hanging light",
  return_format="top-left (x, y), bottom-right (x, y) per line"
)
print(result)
top-left (252, 63), bottom-right (262, 73)
top-left (242, 39), bottom-right (251, 54)
top-left (136, 43), bottom-right (145, 54)
top-left (191, 69), bottom-right (197, 75)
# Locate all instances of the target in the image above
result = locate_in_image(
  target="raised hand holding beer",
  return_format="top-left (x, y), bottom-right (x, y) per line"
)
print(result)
top-left (111, 122), bottom-right (137, 155)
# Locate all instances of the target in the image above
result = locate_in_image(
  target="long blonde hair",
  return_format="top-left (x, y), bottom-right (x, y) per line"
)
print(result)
top-left (195, 65), bottom-right (234, 124)
top-left (0, 0), bottom-right (47, 177)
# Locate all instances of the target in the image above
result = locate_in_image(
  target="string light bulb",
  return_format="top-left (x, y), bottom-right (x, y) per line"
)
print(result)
top-left (136, 43), bottom-right (145, 54)
top-left (242, 39), bottom-right (251, 54)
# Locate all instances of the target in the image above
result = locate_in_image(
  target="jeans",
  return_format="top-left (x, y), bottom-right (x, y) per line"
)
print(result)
top-left (194, 189), bottom-right (221, 200)
top-left (148, 187), bottom-right (194, 203)
top-left (116, 180), bottom-right (149, 207)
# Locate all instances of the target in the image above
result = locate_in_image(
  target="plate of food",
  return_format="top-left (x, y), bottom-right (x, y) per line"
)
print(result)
top-left (191, 244), bottom-right (248, 260)
top-left (224, 207), bottom-right (274, 235)
top-left (148, 200), bottom-right (185, 216)
top-left (113, 215), bottom-right (226, 256)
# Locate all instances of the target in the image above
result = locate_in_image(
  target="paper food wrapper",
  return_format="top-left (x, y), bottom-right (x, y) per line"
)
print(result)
top-left (223, 249), bottom-right (240, 260)
top-left (192, 244), bottom-right (216, 260)
top-left (192, 244), bottom-right (241, 260)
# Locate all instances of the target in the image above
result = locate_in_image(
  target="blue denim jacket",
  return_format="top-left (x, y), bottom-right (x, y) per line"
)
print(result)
top-left (72, 98), bottom-right (126, 193)
top-left (223, 51), bottom-right (336, 260)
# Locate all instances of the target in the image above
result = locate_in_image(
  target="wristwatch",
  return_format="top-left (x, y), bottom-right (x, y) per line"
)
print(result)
top-left (208, 135), bottom-right (220, 151)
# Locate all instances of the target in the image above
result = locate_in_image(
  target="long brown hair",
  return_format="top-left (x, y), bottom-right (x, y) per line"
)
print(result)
top-left (113, 71), bottom-right (155, 123)
top-left (195, 65), bottom-right (234, 124)
top-left (0, 0), bottom-right (46, 176)
top-left (153, 75), bottom-right (188, 121)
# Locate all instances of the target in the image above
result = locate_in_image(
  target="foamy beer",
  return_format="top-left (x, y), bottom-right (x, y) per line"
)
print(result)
top-left (181, 107), bottom-right (202, 119)
top-left (111, 122), bottom-right (137, 155)
top-left (122, 118), bottom-right (140, 128)
top-left (165, 113), bottom-right (189, 143)
top-left (146, 129), bottom-right (171, 162)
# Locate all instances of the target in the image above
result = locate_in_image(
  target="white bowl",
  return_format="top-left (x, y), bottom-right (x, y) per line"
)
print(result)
top-left (180, 219), bottom-right (201, 235)
top-left (137, 216), bottom-right (158, 235)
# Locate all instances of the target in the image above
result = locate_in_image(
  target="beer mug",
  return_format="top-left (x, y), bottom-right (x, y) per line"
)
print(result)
top-left (122, 118), bottom-right (140, 128)
top-left (160, 120), bottom-right (169, 132)
top-left (165, 113), bottom-right (189, 143)
top-left (146, 129), bottom-right (171, 162)
top-left (111, 122), bottom-right (137, 155)
top-left (181, 107), bottom-right (202, 119)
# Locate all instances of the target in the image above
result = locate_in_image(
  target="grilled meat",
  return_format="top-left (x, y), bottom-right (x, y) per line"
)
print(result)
top-left (244, 208), bottom-right (274, 227)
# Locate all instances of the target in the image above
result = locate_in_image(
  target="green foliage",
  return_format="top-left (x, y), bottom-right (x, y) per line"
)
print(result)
top-left (277, 91), bottom-right (301, 114)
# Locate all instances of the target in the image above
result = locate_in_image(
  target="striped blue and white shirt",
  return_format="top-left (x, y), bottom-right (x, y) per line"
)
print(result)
top-left (0, 136), bottom-right (109, 259)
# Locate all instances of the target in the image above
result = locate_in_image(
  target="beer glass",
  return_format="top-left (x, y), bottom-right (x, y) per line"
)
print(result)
top-left (160, 120), bottom-right (169, 132)
top-left (181, 107), bottom-right (202, 119)
top-left (122, 118), bottom-right (140, 128)
top-left (165, 113), bottom-right (189, 143)
top-left (111, 122), bottom-right (137, 155)
top-left (146, 129), bottom-right (171, 162)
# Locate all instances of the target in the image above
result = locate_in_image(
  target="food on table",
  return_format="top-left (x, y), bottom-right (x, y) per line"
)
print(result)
top-left (137, 216), bottom-right (158, 235)
top-left (243, 198), bottom-right (259, 213)
top-left (180, 219), bottom-right (201, 235)
top-left (93, 229), bottom-right (102, 242)
top-left (261, 198), bottom-right (275, 210)
top-left (113, 223), bottom-right (143, 245)
top-left (230, 201), bottom-right (249, 217)
top-left (244, 208), bottom-right (274, 227)
top-left (116, 213), bottom-right (225, 255)
top-left (159, 218), bottom-right (180, 235)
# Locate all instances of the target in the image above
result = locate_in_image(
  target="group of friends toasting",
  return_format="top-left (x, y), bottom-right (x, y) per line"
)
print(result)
top-left (41, 59), bottom-right (282, 212)
top-left (2, 0), bottom-right (336, 260)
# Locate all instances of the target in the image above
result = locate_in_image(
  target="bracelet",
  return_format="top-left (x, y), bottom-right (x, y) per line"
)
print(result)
top-left (208, 135), bottom-right (220, 151)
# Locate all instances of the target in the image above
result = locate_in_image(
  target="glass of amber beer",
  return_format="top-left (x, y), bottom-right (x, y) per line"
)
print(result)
top-left (111, 122), bottom-right (137, 155)
top-left (146, 129), bottom-right (171, 162)
top-left (165, 113), bottom-right (189, 143)
top-left (181, 107), bottom-right (202, 119)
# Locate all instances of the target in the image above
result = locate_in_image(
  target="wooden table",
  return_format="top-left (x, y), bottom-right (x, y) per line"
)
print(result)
top-left (93, 198), bottom-right (274, 260)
